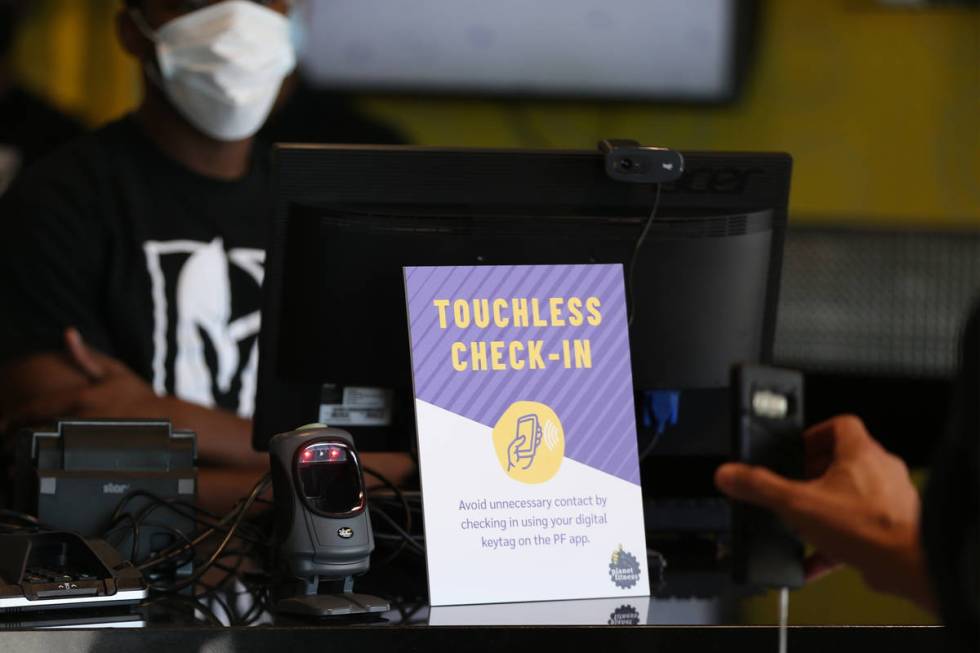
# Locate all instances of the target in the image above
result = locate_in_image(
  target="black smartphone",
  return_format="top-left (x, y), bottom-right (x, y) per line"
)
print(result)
top-left (730, 364), bottom-right (805, 588)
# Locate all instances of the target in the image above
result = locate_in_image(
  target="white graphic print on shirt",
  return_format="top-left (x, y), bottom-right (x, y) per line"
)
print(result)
top-left (143, 238), bottom-right (264, 418)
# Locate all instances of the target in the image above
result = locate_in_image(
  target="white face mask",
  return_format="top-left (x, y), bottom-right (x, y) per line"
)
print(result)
top-left (133, 1), bottom-right (297, 142)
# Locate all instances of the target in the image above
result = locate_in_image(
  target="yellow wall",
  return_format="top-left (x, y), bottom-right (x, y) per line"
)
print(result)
top-left (12, 0), bottom-right (138, 126)
top-left (11, 1), bottom-right (980, 226)
top-left (360, 2), bottom-right (980, 225)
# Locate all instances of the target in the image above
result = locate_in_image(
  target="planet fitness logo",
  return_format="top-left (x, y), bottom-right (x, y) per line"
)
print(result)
top-left (608, 604), bottom-right (641, 626)
top-left (608, 545), bottom-right (642, 589)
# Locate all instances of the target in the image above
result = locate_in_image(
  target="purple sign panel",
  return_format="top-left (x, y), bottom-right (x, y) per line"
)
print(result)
top-left (404, 264), bottom-right (641, 485)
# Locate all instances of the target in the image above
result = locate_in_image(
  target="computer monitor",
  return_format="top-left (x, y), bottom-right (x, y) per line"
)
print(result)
top-left (253, 146), bottom-right (791, 497)
top-left (296, 0), bottom-right (758, 103)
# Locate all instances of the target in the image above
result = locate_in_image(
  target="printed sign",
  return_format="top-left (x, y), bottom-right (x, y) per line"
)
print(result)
top-left (404, 264), bottom-right (649, 605)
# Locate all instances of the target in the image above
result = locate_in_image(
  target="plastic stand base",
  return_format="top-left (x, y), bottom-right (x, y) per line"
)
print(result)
top-left (275, 593), bottom-right (390, 617)
top-left (274, 576), bottom-right (389, 618)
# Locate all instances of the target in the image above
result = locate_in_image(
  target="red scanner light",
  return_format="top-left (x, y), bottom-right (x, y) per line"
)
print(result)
top-left (298, 443), bottom-right (348, 465)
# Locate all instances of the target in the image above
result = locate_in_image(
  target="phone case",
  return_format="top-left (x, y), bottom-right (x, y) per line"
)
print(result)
top-left (730, 364), bottom-right (805, 588)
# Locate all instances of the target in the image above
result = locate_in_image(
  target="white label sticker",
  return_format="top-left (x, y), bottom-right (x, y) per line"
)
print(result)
top-left (319, 385), bottom-right (392, 426)
top-left (342, 387), bottom-right (389, 409)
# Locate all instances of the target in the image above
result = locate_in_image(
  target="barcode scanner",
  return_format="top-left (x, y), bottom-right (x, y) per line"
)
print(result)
top-left (269, 423), bottom-right (388, 617)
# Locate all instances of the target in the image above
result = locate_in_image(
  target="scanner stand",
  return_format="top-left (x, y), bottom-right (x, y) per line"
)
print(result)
top-left (275, 575), bottom-right (389, 618)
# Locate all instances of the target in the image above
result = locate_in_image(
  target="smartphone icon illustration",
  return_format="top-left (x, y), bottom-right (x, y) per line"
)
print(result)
top-left (508, 414), bottom-right (543, 470)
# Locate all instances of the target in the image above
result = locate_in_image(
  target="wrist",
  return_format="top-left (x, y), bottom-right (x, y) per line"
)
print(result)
top-left (892, 532), bottom-right (938, 613)
top-left (863, 521), bottom-right (937, 612)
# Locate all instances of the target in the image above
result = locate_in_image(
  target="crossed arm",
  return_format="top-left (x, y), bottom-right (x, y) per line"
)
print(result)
top-left (0, 328), bottom-right (414, 512)
top-left (0, 328), bottom-right (265, 468)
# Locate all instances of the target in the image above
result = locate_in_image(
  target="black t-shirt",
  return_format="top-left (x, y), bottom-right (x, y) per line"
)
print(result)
top-left (0, 115), bottom-right (272, 417)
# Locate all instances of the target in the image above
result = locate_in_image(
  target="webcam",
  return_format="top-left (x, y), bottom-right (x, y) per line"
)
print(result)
top-left (598, 139), bottom-right (684, 184)
top-left (269, 423), bottom-right (388, 617)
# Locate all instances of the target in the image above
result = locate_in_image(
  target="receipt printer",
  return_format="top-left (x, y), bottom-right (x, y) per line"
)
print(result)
top-left (13, 420), bottom-right (197, 561)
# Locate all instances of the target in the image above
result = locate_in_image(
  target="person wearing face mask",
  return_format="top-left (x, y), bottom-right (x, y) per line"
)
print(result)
top-left (0, 0), bottom-right (412, 510)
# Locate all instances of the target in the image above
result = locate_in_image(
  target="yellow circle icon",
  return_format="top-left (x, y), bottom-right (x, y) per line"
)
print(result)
top-left (491, 401), bottom-right (564, 484)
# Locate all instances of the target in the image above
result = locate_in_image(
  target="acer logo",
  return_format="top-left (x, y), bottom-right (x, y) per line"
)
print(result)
top-left (664, 166), bottom-right (765, 195)
top-left (102, 483), bottom-right (130, 495)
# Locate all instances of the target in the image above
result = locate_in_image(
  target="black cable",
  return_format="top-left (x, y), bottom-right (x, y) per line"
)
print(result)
top-left (201, 559), bottom-right (275, 626)
top-left (108, 491), bottom-right (175, 562)
top-left (370, 521), bottom-right (407, 567)
top-left (235, 590), bottom-right (265, 626)
top-left (109, 490), bottom-right (152, 525)
top-left (394, 600), bottom-right (409, 623)
top-left (372, 532), bottom-right (425, 543)
top-left (368, 494), bottom-right (426, 565)
top-left (364, 465), bottom-right (412, 533)
top-left (370, 491), bottom-right (424, 505)
top-left (200, 554), bottom-right (254, 609)
top-left (137, 481), bottom-right (269, 574)
top-left (195, 554), bottom-right (244, 596)
top-left (364, 465), bottom-right (420, 566)
top-left (637, 431), bottom-right (664, 462)
top-left (237, 584), bottom-right (272, 626)
top-left (136, 524), bottom-right (214, 572)
top-left (627, 183), bottom-right (663, 328)
top-left (111, 492), bottom-right (217, 532)
top-left (126, 513), bottom-right (141, 562)
top-left (134, 496), bottom-right (222, 527)
top-left (130, 500), bottom-right (189, 563)
top-left (108, 491), bottom-right (267, 550)
top-left (372, 532), bottom-right (426, 551)
top-left (400, 601), bottom-right (427, 624)
top-left (370, 497), bottom-right (424, 516)
top-left (196, 585), bottom-right (234, 627)
top-left (194, 555), bottom-right (272, 627)
top-left (129, 499), bottom-right (207, 563)
top-left (104, 519), bottom-right (195, 562)
top-left (213, 570), bottom-right (274, 597)
top-left (370, 507), bottom-right (426, 556)
top-left (147, 475), bottom-right (271, 593)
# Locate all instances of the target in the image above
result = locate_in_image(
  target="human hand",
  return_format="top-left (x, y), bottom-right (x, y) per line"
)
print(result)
top-left (715, 415), bottom-right (935, 610)
top-left (7, 328), bottom-right (165, 427)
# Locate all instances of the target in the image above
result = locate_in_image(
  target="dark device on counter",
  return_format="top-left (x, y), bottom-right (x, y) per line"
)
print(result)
top-left (0, 531), bottom-right (147, 613)
top-left (269, 424), bottom-right (388, 617)
top-left (598, 139), bottom-right (684, 184)
top-left (13, 420), bottom-right (197, 561)
top-left (730, 364), bottom-right (805, 588)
